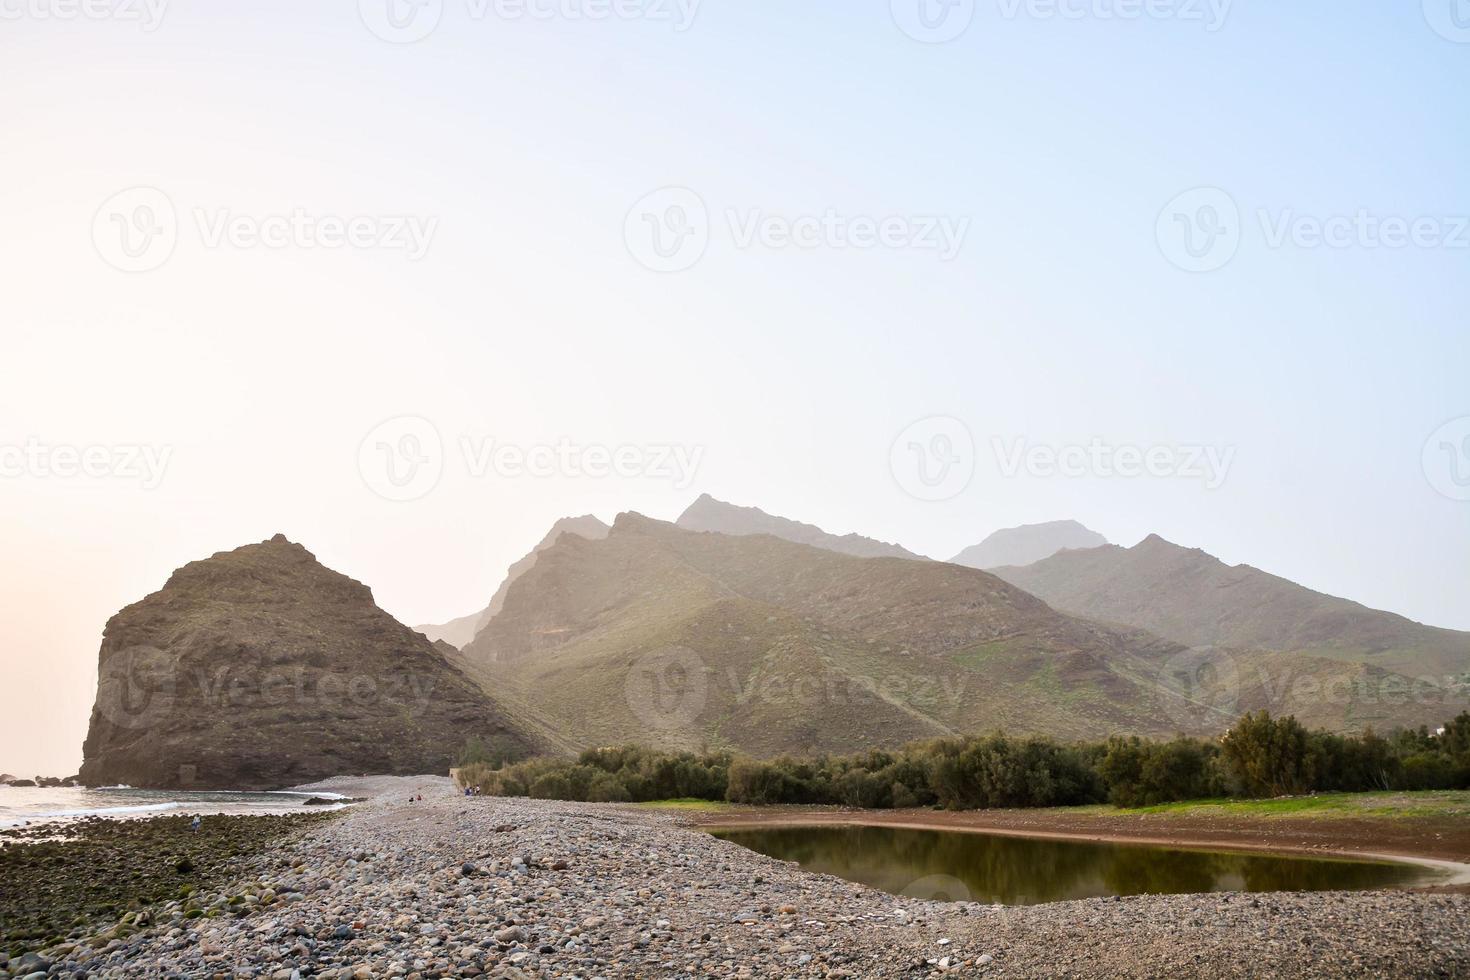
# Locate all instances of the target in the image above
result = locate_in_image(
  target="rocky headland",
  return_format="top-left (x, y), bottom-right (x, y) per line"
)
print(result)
top-left (77, 536), bottom-right (535, 790)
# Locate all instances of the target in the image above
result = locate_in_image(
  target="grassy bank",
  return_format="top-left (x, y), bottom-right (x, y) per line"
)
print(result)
top-left (637, 798), bottom-right (730, 812)
top-left (682, 790), bottom-right (1470, 871)
top-left (0, 812), bottom-right (335, 958)
top-left (1114, 790), bottom-right (1470, 820)
top-left (660, 789), bottom-right (1470, 821)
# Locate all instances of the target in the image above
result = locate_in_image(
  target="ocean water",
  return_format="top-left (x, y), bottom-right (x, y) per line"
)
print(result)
top-left (0, 785), bottom-right (347, 830)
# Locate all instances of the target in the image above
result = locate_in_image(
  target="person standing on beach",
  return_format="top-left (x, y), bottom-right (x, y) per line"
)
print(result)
top-left (190, 816), bottom-right (201, 832)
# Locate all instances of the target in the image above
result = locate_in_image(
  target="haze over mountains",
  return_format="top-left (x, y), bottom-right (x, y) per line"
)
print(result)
top-left (73, 499), bottom-right (1470, 788)
top-left (950, 520), bottom-right (1108, 570)
top-left (991, 535), bottom-right (1470, 679)
top-left (455, 512), bottom-right (1467, 754)
top-left (675, 494), bottom-right (924, 560)
top-left (423, 499), bottom-right (1105, 653)
top-left (416, 516), bottom-right (609, 648)
top-left (459, 512), bottom-right (1197, 752)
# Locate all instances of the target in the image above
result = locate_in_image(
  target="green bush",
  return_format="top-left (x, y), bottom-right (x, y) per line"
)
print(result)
top-left (1102, 737), bottom-right (1220, 807)
top-left (1399, 752), bottom-right (1457, 790)
top-left (587, 772), bottom-right (633, 802)
top-left (461, 711), bottom-right (1470, 810)
top-left (1220, 711), bottom-right (1311, 797)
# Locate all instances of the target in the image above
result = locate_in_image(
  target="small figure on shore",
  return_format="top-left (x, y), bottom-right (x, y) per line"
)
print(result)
top-left (190, 815), bottom-right (201, 832)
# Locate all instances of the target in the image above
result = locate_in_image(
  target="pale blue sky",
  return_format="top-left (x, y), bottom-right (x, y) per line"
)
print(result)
top-left (1, 0), bottom-right (1466, 774)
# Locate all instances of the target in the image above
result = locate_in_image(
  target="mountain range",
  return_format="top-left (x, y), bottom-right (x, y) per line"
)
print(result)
top-left (457, 513), bottom-right (1466, 753)
top-left (421, 497), bottom-right (927, 651)
top-left (457, 512), bottom-right (1195, 753)
top-left (423, 499), bottom-right (1108, 653)
top-left (675, 493), bottom-right (924, 560)
top-left (991, 535), bottom-right (1470, 679)
top-left (76, 503), bottom-right (1470, 787)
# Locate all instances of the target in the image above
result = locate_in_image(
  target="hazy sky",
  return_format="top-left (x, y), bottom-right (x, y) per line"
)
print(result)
top-left (2, 1), bottom-right (1467, 777)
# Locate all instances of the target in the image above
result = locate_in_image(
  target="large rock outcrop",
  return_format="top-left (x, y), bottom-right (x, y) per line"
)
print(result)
top-left (78, 535), bottom-right (535, 789)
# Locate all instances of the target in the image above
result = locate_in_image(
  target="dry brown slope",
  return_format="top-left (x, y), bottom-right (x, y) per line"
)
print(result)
top-left (465, 515), bottom-right (1226, 753)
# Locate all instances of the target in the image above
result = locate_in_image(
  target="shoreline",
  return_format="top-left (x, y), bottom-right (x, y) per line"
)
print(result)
top-left (4, 780), bottom-right (1468, 977)
top-left (695, 813), bottom-right (1470, 887)
top-left (0, 809), bottom-right (337, 961)
top-left (0, 785), bottom-right (354, 833)
top-left (681, 790), bottom-right (1470, 855)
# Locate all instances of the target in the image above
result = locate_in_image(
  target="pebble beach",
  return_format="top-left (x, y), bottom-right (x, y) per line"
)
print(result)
top-left (4, 776), bottom-right (1468, 979)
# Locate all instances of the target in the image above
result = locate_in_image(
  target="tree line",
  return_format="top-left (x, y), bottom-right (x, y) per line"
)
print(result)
top-left (455, 711), bottom-right (1470, 810)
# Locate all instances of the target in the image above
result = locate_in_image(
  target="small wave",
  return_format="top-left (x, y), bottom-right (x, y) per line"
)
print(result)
top-left (266, 790), bottom-right (349, 800)
top-left (0, 801), bottom-right (181, 829)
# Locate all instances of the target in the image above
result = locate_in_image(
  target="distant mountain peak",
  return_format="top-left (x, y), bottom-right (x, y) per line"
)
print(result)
top-left (414, 515), bottom-right (611, 649)
top-left (675, 495), bottom-right (923, 560)
top-left (991, 536), bottom-right (1470, 677)
top-left (612, 510), bottom-right (661, 533)
top-left (951, 520), bottom-right (1108, 570)
top-left (1128, 534), bottom-right (1214, 562)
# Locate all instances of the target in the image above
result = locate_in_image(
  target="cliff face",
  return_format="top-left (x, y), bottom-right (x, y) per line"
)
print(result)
top-left (78, 535), bottom-right (535, 789)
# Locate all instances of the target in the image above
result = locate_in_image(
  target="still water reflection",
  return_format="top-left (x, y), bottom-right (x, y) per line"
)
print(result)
top-left (710, 824), bottom-right (1431, 905)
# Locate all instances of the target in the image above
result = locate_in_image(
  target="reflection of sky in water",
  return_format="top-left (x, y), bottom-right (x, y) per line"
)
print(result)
top-left (711, 826), bottom-right (1433, 906)
top-left (0, 787), bottom-right (346, 831)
